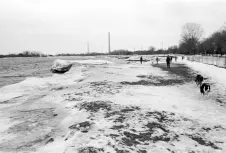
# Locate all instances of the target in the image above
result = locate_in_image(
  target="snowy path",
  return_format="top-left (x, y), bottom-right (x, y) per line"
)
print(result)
top-left (0, 58), bottom-right (226, 153)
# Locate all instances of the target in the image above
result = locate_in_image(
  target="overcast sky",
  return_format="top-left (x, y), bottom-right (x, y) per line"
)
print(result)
top-left (0, 0), bottom-right (225, 54)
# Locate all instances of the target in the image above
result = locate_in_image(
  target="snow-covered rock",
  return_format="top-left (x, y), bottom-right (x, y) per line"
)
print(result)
top-left (50, 59), bottom-right (73, 73)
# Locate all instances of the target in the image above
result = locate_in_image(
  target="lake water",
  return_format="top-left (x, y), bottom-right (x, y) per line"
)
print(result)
top-left (0, 56), bottom-right (96, 88)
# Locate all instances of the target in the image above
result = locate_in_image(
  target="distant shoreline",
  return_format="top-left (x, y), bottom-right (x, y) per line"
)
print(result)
top-left (1, 53), bottom-right (225, 59)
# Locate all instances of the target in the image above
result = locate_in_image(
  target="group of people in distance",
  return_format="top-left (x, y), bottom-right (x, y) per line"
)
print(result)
top-left (140, 55), bottom-right (184, 68)
top-left (139, 56), bottom-right (161, 65)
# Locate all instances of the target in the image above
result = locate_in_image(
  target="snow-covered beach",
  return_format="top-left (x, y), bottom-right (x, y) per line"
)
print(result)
top-left (0, 56), bottom-right (226, 153)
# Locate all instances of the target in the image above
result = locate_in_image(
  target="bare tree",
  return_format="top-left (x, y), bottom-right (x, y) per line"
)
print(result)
top-left (180, 23), bottom-right (204, 54)
top-left (181, 23), bottom-right (204, 41)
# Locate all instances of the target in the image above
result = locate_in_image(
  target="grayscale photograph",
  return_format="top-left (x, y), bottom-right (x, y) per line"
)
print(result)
top-left (0, 0), bottom-right (226, 152)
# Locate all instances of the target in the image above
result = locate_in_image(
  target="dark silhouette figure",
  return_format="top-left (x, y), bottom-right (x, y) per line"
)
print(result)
top-left (140, 56), bottom-right (143, 64)
top-left (175, 56), bottom-right (178, 62)
top-left (156, 57), bottom-right (159, 64)
top-left (166, 55), bottom-right (171, 68)
top-left (182, 56), bottom-right (184, 60)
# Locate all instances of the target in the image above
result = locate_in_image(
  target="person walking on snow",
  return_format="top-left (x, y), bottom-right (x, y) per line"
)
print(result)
top-left (166, 55), bottom-right (171, 68)
top-left (140, 56), bottom-right (143, 64)
top-left (156, 56), bottom-right (159, 64)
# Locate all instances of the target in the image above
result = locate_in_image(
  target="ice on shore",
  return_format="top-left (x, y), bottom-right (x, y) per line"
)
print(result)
top-left (69, 59), bottom-right (113, 65)
top-left (0, 59), bottom-right (112, 103)
top-left (126, 56), bottom-right (149, 61)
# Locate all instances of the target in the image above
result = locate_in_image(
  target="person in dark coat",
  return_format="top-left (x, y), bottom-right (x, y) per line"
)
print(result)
top-left (156, 56), bottom-right (159, 64)
top-left (166, 55), bottom-right (171, 68)
top-left (140, 56), bottom-right (143, 64)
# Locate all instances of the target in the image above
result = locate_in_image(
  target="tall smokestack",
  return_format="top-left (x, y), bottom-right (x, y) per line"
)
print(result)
top-left (108, 32), bottom-right (111, 53)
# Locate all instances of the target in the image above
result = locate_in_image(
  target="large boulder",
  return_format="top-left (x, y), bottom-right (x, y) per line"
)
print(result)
top-left (50, 59), bottom-right (73, 73)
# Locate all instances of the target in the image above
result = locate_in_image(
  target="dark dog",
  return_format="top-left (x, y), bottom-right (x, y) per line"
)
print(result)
top-left (195, 74), bottom-right (204, 86)
top-left (200, 83), bottom-right (210, 95)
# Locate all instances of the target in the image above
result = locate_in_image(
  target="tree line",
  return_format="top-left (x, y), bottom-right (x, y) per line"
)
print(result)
top-left (178, 22), bottom-right (226, 55)
top-left (106, 23), bottom-right (226, 56)
top-left (0, 51), bottom-right (48, 58)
